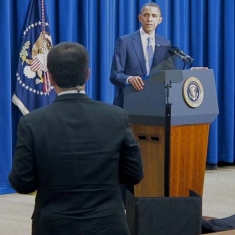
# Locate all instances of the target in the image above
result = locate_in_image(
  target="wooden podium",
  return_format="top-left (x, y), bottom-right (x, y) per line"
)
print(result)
top-left (124, 69), bottom-right (219, 197)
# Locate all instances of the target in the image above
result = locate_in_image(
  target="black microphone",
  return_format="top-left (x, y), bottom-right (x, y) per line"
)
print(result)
top-left (168, 46), bottom-right (194, 63)
top-left (176, 47), bottom-right (194, 62)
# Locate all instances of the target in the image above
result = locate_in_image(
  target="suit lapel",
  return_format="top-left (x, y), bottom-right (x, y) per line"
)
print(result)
top-left (152, 34), bottom-right (170, 69)
top-left (131, 31), bottom-right (147, 75)
top-left (152, 34), bottom-right (160, 68)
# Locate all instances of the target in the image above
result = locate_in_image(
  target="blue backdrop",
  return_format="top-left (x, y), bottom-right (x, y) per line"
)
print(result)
top-left (0, 0), bottom-right (234, 194)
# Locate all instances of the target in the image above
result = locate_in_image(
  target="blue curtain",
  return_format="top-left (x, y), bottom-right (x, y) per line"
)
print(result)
top-left (0, 0), bottom-right (234, 194)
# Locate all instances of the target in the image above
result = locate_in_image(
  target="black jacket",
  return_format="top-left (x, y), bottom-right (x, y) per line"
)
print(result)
top-left (9, 93), bottom-right (143, 235)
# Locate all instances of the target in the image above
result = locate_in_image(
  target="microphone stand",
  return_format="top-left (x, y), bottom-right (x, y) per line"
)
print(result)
top-left (183, 57), bottom-right (194, 70)
top-left (164, 80), bottom-right (172, 197)
top-left (168, 46), bottom-right (194, 70)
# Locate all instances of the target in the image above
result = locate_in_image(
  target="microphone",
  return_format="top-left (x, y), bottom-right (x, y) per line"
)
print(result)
top-left (168, 46), bottom-right (194, 63)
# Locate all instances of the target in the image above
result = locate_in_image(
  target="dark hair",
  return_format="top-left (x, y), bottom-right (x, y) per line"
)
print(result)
top-left (140, 2), bottom-right (162, 15)
top-left (47, 42), bottom-right (89, 88)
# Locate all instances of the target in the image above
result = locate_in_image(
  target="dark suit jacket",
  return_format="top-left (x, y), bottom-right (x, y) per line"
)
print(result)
top-left (9, 93), bottom-right (143, 235)
top-left (110, 30), bottom-right (172, 108)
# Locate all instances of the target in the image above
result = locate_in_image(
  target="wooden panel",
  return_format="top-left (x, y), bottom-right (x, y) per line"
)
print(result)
top-left (131, 125), bottom-right (165, 197)
top-left (131, 124), bottom-right (209, 198)
top-left (169, 124), bottom-right (209, 196)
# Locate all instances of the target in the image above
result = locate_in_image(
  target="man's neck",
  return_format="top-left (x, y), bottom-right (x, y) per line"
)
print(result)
top-left (140, 27), bottom-right (155, 36)
top-left (55, 85), bottom-right (85, 94)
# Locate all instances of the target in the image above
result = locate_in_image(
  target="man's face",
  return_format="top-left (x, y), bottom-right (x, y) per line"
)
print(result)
top-left (138, 6), bottom-right (162, 34)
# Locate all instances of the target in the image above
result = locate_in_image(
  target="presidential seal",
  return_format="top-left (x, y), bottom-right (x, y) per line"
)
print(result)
top-left (182, 77), bottom-right (204, 108)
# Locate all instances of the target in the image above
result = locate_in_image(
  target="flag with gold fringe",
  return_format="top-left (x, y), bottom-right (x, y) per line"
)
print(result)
top-left (12, 0), bottom-right (56, 115)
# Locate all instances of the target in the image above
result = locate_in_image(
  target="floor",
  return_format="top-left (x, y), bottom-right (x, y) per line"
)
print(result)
top-left (0, 165), bottom-right (235, 235)
top-left (202, 165), bottom-right (235, 219)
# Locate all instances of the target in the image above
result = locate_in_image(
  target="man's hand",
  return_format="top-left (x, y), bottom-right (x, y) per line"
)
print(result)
top-left (128, 76), bottom-right (144, 90)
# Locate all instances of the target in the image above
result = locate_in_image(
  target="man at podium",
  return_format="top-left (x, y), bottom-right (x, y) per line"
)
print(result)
top-left (110, 2), bottom-right (173, 207)
top-left (110, 2), bottom-right (172, 108)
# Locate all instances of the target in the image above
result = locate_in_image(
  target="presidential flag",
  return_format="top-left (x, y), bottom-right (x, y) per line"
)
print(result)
top-left (12, 0), bottom-right (56, 115)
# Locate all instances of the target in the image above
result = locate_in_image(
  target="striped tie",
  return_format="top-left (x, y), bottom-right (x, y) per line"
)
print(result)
top-left (147, 37), bottom-right (153, 73)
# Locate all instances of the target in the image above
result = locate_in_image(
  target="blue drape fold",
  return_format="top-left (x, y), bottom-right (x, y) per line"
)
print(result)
top-left (0, 0), bottom-right (234, 194)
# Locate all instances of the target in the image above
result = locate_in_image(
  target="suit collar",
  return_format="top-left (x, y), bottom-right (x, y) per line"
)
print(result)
top-left (131, 30), bottom-right (162, 76)
top-left (53, 93), bottom-right (91, 103)
top-left (131, 31), bottom-right (169, 76)
top-left (152, 34), bottom-right (170, 69)
top-left (131, 30), bottom-right (147, 75)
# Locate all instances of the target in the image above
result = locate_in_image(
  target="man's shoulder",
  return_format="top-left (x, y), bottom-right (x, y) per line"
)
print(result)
top-left (94, 100), bottom-right (125, 112)
top-left (21, 105), bottom-right (51, 121)
top-left (155, 33), bottom-right (171, 45)
top-left (118, 30), bottom-right (140, 41)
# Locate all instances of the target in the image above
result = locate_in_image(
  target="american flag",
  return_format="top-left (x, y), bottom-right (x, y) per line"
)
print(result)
top-left (31, 57), bottom-right (43, 71)
top-left (12, 0), bottom-right (56, 115)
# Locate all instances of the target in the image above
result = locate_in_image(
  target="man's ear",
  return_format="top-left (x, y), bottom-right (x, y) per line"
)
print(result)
top-left (85, 68), bottom-right (90, 82)
top-left (158, 16), bottom-right (163, 25)
top-left (48, 72), bottom-right (56, 86)
top-left (48, 72), bottom-right (60, 94)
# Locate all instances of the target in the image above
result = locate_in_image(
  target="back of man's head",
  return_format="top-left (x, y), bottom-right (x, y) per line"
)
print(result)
top-left (47, 42), bottom-right (89, 88)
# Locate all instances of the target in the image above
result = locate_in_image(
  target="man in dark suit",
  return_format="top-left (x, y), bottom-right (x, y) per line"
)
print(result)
top-left (110, 2), bottom-right (172, 206)
top-left (9, 42), bottom-right (143, 235)
top-left (110, 2), bottom-right (172, 108)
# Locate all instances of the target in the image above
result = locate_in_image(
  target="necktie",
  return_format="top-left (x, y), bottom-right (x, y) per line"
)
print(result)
top-left (147, 37), bottom-right (153, 72)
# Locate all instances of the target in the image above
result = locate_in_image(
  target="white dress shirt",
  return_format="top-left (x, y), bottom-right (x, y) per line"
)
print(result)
top-left (140, 27), bottom-right (155, 75)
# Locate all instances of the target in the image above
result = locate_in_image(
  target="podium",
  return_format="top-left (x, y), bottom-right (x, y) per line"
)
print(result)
top-left (124, 69), bottom-right (219, 197)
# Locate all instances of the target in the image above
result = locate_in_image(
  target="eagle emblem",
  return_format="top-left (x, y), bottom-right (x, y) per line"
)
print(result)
top-left (182, 77), bottom-right (204, 108)
top-left (20, 31), bottom-right (52, 93)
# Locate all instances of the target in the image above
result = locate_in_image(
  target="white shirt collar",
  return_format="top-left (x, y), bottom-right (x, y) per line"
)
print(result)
top-left (140, 27), bottom-right (155, 41)
top-left (58, 89), bottom-right (86, 96)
